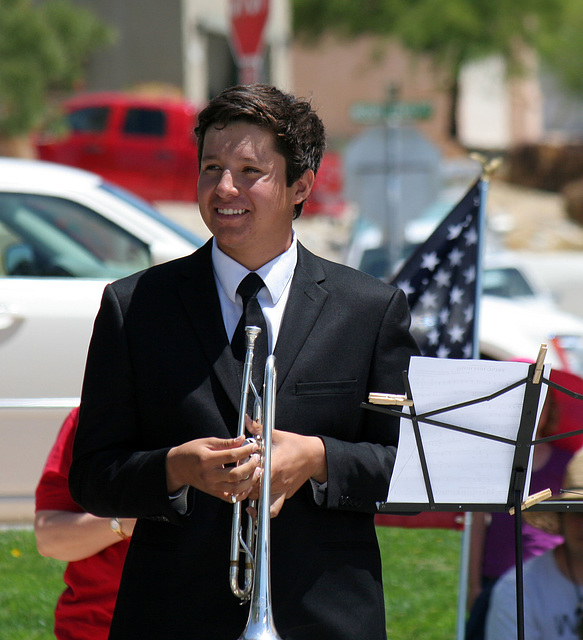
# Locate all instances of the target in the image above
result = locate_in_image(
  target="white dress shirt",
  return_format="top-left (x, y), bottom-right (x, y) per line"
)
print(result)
top-left (211, 234), bottom-right (298, 353)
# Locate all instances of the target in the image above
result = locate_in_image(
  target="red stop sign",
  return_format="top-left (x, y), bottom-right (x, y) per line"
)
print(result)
top-left (229, 0), bottom-right (269, 61)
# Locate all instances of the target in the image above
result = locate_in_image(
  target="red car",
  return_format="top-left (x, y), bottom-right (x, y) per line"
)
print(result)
top-left (36, 92), bottom-right (346, 216)
top-left (302, 150), bottom-right (346, 218)
top-left (36, 92), bottom-right (201, 203)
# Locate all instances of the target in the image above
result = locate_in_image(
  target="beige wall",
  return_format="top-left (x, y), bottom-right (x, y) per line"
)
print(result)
top-left (292, 34), bottom-right (452, 152)
top-left (78, 0), bottom-right (184, 91)
top-left (458, 53), bottom-right (543, 150)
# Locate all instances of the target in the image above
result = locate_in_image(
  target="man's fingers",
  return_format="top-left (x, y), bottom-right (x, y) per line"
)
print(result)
top-left (269, 493), bottom-right (286, 518)
top-left (245, 414), bottom-right (263, 435)
top-left (219, 434), bottom-right (246, 449)
top-left (220, 439), bottom-right (259, 467)
top-left (224, 464), bottom-right (261, 503)
top-left (244, 492), bottom-right (285, 517)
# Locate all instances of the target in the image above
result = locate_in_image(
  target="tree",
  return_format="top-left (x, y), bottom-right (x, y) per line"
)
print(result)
top-left (0, 0), bottom-right (114, 151)
top-left (292, 0), bottom-right (569, 139)
top-left (537, 0), bottom-right (583, 95)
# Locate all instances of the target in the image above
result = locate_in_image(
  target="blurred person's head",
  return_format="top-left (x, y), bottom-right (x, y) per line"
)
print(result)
top-left (524, 448), bottom-right (583, 538)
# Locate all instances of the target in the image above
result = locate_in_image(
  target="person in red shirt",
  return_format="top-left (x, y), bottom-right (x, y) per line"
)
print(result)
top-left (35, 407), bottom-right (136, 640)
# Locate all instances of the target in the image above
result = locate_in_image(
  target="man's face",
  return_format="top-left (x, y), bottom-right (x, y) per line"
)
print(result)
top-left (198, 121), bottom-right (313, 270)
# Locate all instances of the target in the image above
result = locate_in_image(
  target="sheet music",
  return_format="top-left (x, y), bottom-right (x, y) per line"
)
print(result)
top-left (386, 357), bottom-right (549, 505)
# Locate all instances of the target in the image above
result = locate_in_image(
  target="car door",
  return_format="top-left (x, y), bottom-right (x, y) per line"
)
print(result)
top-left (0, 277), bottom-right (106, 520)
top-left (113, 105), bottom-right (182, 201)
top-left (0, 190), bottom-right (151, 520)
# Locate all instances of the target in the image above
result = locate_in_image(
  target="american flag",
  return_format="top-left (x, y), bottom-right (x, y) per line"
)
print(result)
top-left (391, 179), bottom-right (482, 359)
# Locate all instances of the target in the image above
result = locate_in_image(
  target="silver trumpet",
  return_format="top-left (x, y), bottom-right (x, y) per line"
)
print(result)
top-left (229, 325), bottom-right (282, 640)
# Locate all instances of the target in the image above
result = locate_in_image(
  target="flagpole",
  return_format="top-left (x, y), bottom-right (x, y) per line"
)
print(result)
top-left (455, 155), bottom-right (501, 640)
top-left (470, 154), bottom-right (501, 359)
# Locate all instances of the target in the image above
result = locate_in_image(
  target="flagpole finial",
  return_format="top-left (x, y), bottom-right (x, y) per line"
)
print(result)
top-left (469, 153), bottom-right (503, 182)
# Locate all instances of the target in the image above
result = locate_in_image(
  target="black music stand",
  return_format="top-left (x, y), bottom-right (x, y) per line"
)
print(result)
top-left (363, 348), bottom-right (583, 640)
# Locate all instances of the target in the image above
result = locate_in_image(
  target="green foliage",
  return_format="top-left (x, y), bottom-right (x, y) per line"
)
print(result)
top-left (292, 0), bottom-right (569, 79)
top-left (0, 526), bottom-right (462, 640)
top-left (292, 0), bottom-right (583, 138)
top-left (39, 0), bottom-right (115, 91)
top-left (537, 0), bottom-right (583, 94)
top-left (0, 0), bottom-right (115, 137)
top-left (0, 528), bottom-right (65, 640)
top-left (293, 0), bottom-right (406, 42)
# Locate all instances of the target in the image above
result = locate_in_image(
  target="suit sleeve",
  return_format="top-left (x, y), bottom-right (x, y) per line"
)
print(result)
top-left (69, 284), bottom-right (183, 524)
top-left (320, 287), bottom-right (419, 513)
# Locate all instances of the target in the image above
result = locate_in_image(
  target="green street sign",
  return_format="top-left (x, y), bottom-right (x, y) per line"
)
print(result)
top-left (350, 101), bottom-right (433, 124)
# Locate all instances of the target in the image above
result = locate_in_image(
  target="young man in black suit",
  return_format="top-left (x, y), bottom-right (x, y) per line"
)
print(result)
top-left (70, 84), bottom-right (418, 640)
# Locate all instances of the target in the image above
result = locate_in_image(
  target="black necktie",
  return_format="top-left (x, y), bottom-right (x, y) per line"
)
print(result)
top-left (232, 273), bottom-right (268, 392)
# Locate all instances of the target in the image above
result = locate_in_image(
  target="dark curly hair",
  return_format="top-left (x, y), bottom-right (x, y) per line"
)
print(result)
top-left (194, 84), bottom-right (326, 218)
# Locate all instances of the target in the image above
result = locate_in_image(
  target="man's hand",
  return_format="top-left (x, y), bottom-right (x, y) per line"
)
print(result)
top-left (246, 416), bottom-right (327, 517)
top-left (166, 435), bottom-right (261, 503)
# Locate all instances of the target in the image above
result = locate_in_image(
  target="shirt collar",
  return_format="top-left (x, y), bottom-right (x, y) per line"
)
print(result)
top-left (211, 234), bottom-right (298, 306)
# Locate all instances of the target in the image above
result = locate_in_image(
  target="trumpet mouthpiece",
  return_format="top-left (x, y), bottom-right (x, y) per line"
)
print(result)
top-left (245, 325), bottom-right (261, 346)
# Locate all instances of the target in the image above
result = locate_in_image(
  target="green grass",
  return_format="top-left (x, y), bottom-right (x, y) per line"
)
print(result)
top-left (0, 526), bottom-right (461, 639)
top-left (379, 526), bottom-right (462, 639)
top-left (0, 528), bottom-right (65, 640)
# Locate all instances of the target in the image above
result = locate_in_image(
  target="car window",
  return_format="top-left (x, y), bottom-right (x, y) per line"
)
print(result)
top-left (0, 193), bottom-right (150, 279)
top-left (122, 108), bottom-right (166, 137)
top-left (482, 267), bottom-right (536, 298)
top-left (99, 183), bottom-right (204, 246)
top-left (67, 106), bottom-right (110, 133)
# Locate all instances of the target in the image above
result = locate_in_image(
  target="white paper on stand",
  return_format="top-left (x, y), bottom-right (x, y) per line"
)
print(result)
top-left (386, 357), bottom-right (550, 506)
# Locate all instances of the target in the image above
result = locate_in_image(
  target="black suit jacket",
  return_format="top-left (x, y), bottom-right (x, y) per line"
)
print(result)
top-left (70, 240), bottom-right (418, 640)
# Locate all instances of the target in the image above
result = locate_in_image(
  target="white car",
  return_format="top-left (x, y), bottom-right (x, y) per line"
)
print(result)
top-left (479, 252), bottom-right (583, 372)
top-left (344, 223), bottom-right (583, 372)
top-left (0, 158), bottom-right (203, 521)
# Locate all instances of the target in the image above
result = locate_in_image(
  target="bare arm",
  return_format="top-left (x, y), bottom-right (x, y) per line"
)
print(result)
top-left (467, 512), bottom-right (489, 610)
top-left (35, 510), bottom-right (135, 562)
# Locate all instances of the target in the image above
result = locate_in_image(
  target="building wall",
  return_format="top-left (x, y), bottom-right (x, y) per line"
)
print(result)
top-left (75, 2), bottom-right (572, 152)
top-left (182, 0), bottom-right (292, 102)
top-left (457, 56), bottom-right (511, 150)
top-left (76, 0), bottom-right (292, 103)
top-left (77, 0), bottom-right (184, 92)
top-left (292, 34), bottom-right (452, 152)
top-left (458, 53), bottom-right (543, 151)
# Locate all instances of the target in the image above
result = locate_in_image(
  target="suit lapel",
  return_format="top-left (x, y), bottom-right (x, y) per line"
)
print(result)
top-left (176, 241), bottom-right (329, 410)
top-left (177, 240), bottom-right (242, 411)
top-left (274, 243), bottom-right (328, 389)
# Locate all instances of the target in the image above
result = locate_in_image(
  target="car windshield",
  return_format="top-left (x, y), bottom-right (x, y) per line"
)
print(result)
top-left (482, 267), bottom-right (537, 299)
top-left (0, 192), bottom-right (150, 278)
top-left (100, 182), bottom-right (204, 247)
